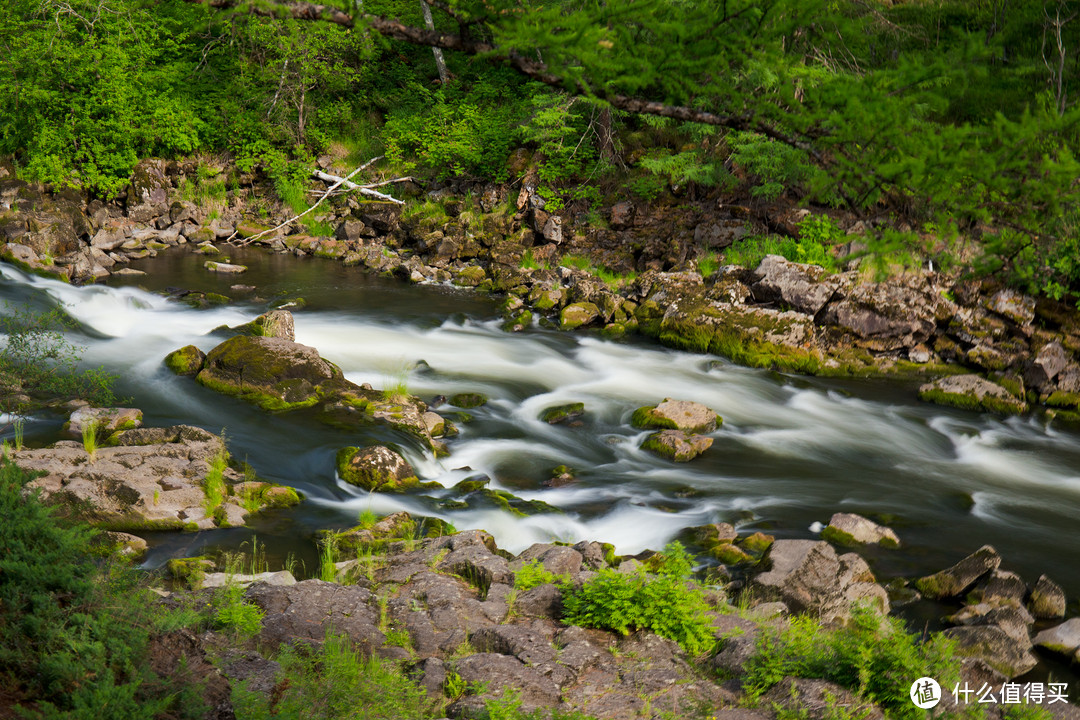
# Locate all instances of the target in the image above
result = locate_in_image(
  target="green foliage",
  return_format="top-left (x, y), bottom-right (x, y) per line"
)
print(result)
top-left (81, 420), bottom-right (98, 461)
top-left (0, 460), bottom-right (207, 716)
top-left (743, 607), bottom-right (958, 720)
top-left (727, 132), bottom-right (818, 202)
top-left (0, 304), bottom-right (119, 408)
top-left (232, 632), bottom-right (433, 720)
top-left (725, 234), bottom-right (839, 272)
top-left (697, 251), bottom-right (720, 277)
top-left (214, 581), bottom-right (265, 639)
top-left (561, 542), bottom-right (716, 656)
top-left (202, 449), bottom-right (229, 514)
top-left (520, 249), bottom-right (550, 271)
top-left (514, 559), bottom-right (568, 591)
top-left (319, 534), bottom-right (340, 582)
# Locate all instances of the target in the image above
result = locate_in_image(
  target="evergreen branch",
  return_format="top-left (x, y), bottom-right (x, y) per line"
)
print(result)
top-left (183, 0), bottom-right (826, 160)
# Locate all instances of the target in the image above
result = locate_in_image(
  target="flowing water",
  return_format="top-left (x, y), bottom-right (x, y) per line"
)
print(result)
top-left (2, 248), bottom-right (1080, 607)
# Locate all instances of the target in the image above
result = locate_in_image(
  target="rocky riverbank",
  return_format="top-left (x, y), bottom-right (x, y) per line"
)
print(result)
top-left (155, 513), bottom-right (1080, 720)
top-left (4, 157), bottom-right (1080, 423)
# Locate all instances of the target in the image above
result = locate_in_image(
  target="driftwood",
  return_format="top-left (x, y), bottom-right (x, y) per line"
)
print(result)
top-left (236, 159), bottom-right (375, 246)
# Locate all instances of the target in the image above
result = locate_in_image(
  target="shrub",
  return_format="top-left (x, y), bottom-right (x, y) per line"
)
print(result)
top-left (214, 581), bottom-right (264, 639)
top-left (743, 606), bottom-right (958, 720)
top-left (727, 131), bottom-right (817, 201)
top-left (231, 632), bottom-right (433, 719)
top-left (0, 460), bottom-right (206, 716)
top-left (514, 559), bottom-right (568, 591)
top-left (561, 542), bottom-right (716, 656)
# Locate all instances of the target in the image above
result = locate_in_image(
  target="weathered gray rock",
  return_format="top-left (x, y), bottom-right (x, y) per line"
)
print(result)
top-left (945, 624), bottom-right (1039, 678)
top-left (631, 398), bottom-right (720, 434)
top-left (763, 677), bottom-right (884, 720)
top-left (1029, 574), bottom-right (1066, 619)
top-left (231, 309), bottom-right (295, 341)
top-left (750, 540), bottom-right (889, 623)
top-left (422, 411), bottom-right (446, 437)
top-left (62, 406), bottom-right (143, 439)
top-left (1026, 341), bottom-right (1071, 391)
top-left (640, 429), bottom-right (713, 462)
top-left (201, 571), bottom-right (297, 589)
top-left (513, 544), bottom-right (583, 578)
top-left (985, 288), bottom-right (1036, 326)
top-left (560, 301), bottom-right (601, 330)
top-left (246, 580), bottom-right (383, 651)
top-left (820, 275), bottom-right (942, 351)
top-left (916, 545), bottom-right (1001, 599)
top-left (1033, 618), bottom-right (1080, 656)
top-left (968, 569), bottom-right (1026, 607)
top-left (822, 512), bottom-right (900, 548)
top-left (918, 375), bottom-right (1027, 414)
top-left (751, 255), bottom-right (835, 316)
top-left (204, 260), bottom-right (247, 273)
top-left (11, 425), bottom-right (234, 531)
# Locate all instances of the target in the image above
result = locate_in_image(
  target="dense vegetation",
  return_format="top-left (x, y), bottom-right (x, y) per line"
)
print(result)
top-left (0, 0), bottom-right (1078, 296)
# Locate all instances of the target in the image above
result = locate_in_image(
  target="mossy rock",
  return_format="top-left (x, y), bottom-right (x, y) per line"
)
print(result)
top-left (167, 556), bottom-right (215, 587)
top-left (711, 542), bottom-right (754, 565)
top-left (164, 345), bottom-right (206, 376)
top-left (739, 531), bottom-right (774, 554)
top-left (454, 265), bottom-right (487, 287)
top-left (335, 445), bottom-right (434, 493)
top-left (560, 302), bottom-right (601, 330)
top-left (195, 335), bottom-right (340, 412)
top-left (206, 293), bottom-right (231, 306)
top-left (440, 480), bottom-right (560, 517)
top-left (640, 430), bottom-right (712, 462)
top-left (631, 406), bottom-right (678, 430)
top-left (540, 402), bottom-right (585, 424)
top-left (450, 392), bottom-right (488, 409)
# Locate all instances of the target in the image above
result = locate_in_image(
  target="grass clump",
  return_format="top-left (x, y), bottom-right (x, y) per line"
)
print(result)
top-left (561, 542), bottom-right (715, 656)
top-left (514, 559), bottom-right (570, 591)
top-left (725, 216), bottom-right (843, 273)
top-left (743, 606), bottom-right (958, 720)
top-left (232, 632), bottom-right (433, 720)
top-left (697, 251), bottom-right (720, 278)
top-left (202, 448), bottom-right (229, 514)
top-left (81, 419), bottom-right (99, 461)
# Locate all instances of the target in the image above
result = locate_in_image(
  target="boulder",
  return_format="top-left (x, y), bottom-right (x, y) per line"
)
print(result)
top-left (750, 540), bottom-right (889, 623)
top-left (201, 571), bottom-right (297, 589)
top-left (1033, 618), bottom-right (1080, 656)
top-left (751, 255), bottom-right (835, 316)
top-left (204, 260), bottom-right (247, 274)
top-left (245, 580), bottom-right (384, 652)
top-left (230, 309), bottom-right (296, 341)
top-left (196, 335), bottom-right (341, 411)
top-left (821, 513), bottom-right (900, 548)
top-left (62, 406), bottom-right (143, 439)
top-left (967, 569), bottom-right (1026, 606)
top-left (918, 374), bottom-right (1027, 415)
top-left (560, 302), bottom-right (602, 330)
top-left (640, 430), bottom-right (712, 462)
top-left (1026, 341), bottom-right (1071, 391)
top-left (336, 445), bottom-right (420, 492)
top-left (164, 345), bottom-right (206, 376)
top-left (631, 399), bottom-right (720, 434)
top-left (422, 411), bottom-right (446, 437)
top-left (985, 288), bottom-right (1036, 326)
top-left (820, 274), bottom-right (943, 351)
top-left (944, 625), bottom-right (1039, 678)
top-left (1029, 574), bottom-right (1066, 619)
top-left (915, 545), bottom-right (1001, 599)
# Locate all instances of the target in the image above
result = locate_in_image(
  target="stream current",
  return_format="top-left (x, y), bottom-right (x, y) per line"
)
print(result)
top-left (2, 247), bottom-right (1079, 605)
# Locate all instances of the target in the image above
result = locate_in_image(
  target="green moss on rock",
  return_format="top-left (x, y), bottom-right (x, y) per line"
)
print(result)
top-left (450, 392), bottom-right (488, 409)
top-left (540, 402), bottom-right (585, 424)
top-left (164, 345), bottom-right (206, 376)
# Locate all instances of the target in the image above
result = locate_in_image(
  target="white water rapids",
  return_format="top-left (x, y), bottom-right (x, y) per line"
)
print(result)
top-left (2, 257), bottom-right (1079, 593)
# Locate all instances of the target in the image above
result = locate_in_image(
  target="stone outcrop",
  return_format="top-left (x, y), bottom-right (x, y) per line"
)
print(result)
top-left (749, 540), bottom-right (890, 624)
top-left (918, 374), bottom-right (1027, 415)
top-left (9, 425), bottom-right (300, 532)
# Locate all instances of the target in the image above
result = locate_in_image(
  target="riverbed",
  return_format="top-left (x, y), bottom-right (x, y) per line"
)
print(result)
top-left (2, 246), bottom-right (1079, 605)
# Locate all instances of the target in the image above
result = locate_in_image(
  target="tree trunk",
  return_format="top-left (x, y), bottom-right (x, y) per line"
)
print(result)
top-left (420, 0), bottom-right (448, 84)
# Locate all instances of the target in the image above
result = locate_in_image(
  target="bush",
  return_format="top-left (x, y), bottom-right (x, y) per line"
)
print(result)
top-left (232, 632), bottom-right (433, 719)
top-left (743, 607), bottom-right (958, 720)
top-left (561, 542), bottom-right (716, 656)
top-left (0, 460), bottom-right (206, 716)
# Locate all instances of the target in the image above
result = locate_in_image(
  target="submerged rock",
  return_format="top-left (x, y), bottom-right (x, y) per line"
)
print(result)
top-left (204, 260), bottom-right (247, 273)
top-left (540, 402), bottom-right (585, 424)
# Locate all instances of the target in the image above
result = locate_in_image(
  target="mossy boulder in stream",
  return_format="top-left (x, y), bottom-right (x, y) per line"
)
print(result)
top-left (335, 445), bottom-right (434, 492)
top-left (164, 345), bottom-right (206, 376)
top-left (918, 374), bottom-right (1027, 415)
top-left (540, 402), bottom-right (585, 424)
top-left (641, 430), bottom-right (712, 462)
top-left (439, 475), bottom-right (561, 516)
top-left (631, 399), bottom-right (720, 434)
top-left (195, 335), bottom-right (343, 411)
top-left (229, 309), bottom-right (296, 341)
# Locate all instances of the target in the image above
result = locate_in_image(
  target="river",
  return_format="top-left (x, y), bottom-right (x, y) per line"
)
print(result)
top-left (2, 247), bottom-right (1079, 608)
